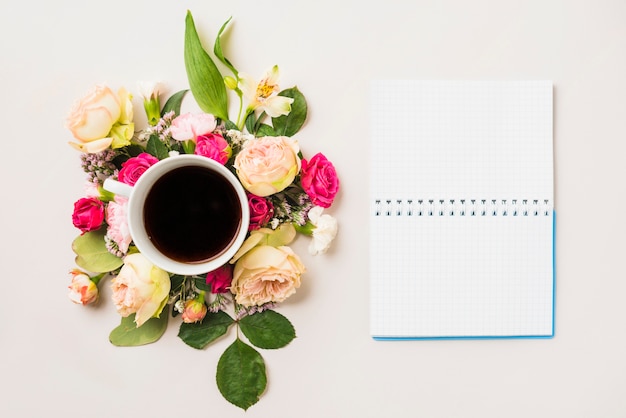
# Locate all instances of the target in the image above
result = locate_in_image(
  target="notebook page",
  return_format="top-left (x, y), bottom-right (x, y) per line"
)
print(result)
top-left (370, 80), bottom-right (554, 339)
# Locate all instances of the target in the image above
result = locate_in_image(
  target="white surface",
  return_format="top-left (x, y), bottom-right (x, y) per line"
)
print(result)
top-left (1, 0), bottom-right (625, 417)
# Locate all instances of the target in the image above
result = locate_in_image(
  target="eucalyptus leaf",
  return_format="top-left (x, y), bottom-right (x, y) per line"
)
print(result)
top-left (216, 338), bottom-right (266, 410)
top-left (184, 11), bottom-right (228, 121)
top-left (178, 310), bottom-right (234, 349)
top-left (214, 16), bottom-right (238, 77)
top-left (239, 310), bottom-right (296, 349)
top-left (146, 135), bottom-right (169, 160)
top-left (271, 87), bottom-right (307, 137)
top-left (109, 313), bottom-right (168, 346)
top-left (72, 229), bottom-right (123, 273)
top-left (161, 89), bottom-right (188, 117)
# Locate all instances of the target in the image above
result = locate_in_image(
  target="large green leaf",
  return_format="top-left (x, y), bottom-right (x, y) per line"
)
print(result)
top-left (178, 310), bottom-right (235, 349)
top-left (72, 229), bottom-right (123, 273)
top-left (239, 310), bottom-right (296, 349)
top-left (216, 338), bottom-right (266, 410)
top-left (161, 89), bottom-right (188, 117)
top-left (109, 313), bottom-right (168, 346)
top-left (271, 87), bottom-right (307, 137)
top-left (184, 11), bottom-right (228, 121)
top-left (213, 16), bottom-right (238, 77)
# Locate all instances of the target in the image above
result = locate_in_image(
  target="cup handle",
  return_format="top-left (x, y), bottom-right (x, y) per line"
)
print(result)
top-left (103, 178), bottom-right (133, 198)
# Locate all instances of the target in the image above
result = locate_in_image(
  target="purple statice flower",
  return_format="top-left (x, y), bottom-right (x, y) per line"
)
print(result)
top-left (80, 149), bottom-right (118, 185)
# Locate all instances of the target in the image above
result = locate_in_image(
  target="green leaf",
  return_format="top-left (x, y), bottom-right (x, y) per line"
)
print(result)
top-left (146, 135), bottom-right (169, 160)
top-left (223, 120), bottom-right (238, 131)
top-left (161, 89), bottom-right (188, 117)
top-left (194, 277), bottom-right (212, 292)
top-left (239, 310), bottom-right (296, 349)
top-left (184, 11), bottom-right (228, 121)
top-left (109, 313), bottom-right (168, 346)
top-left (72, 229), bottom-right (123, 273)
top-left (178, 310), bottom-right (234, 349)
top-left (256, 123), bottom-right (276, 137)
top-left (214, 16), bottom-right (238, 77)
top-left (244, 112), bottom-right (256, 134)
top-left (271, 87), bottom-right (307, 137)
top-left (216, 338), bottom-right (266, 410)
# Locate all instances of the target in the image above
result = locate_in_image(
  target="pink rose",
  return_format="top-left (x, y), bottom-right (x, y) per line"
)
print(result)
top-left (234, 136), bottom-right (300, 197)
top-left (181, 298), bottom-right (208, 323)
top-left (195, 133), bottom-right (232, 164)
top-left (300, 153), bottom-right (339, 208)
top-left (118, 153), bottom-right (159, 186)
top-left (105, 196), bottom-right (132, 255)
top-left (72, 197), bottom-right (105, 233)
top-left (170, 112), bottom-right (217, 142)
top-left (247, 193), bottom-right (274, 231)
top-left (205, 264), bottom-right (233, 294)
top-left (68, 269), bottom-right (99, 305)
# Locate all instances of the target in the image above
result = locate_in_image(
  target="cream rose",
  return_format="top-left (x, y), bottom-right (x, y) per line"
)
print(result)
top-left (234, 136), bottom-right (300, 197)
top-left (68, 269), bottom-right (99, 305)
top-left (231, 245), bottom-right (305, 307)
top-left (66, 85), bottom-right (122, 153)
top-left (111, 253), bottom-right (171, 327)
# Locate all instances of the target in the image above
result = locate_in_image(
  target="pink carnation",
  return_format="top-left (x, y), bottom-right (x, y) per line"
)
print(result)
top-left (118, 153), bottom-right (159, 186)
top-left (72, 197), bottom-right (105, 233)
top-left (247, 193), bottom-right (274, 231)
top-left (205, 264), bottom-right (233, 294)
top-left (106, 196), bottom-right (132, 254)
top-left (195, 133), bottom-right (232, 165)
top-left (300, 153), bottom-right (339, 208)
top-left (170, 112), bottom-right (216, 142)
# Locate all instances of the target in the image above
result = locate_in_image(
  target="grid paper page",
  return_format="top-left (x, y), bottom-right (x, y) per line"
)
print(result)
top-left (370, 80), bottom-right (554, 339)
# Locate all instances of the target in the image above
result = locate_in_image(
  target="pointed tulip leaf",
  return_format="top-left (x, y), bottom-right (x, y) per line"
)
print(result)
top-left (184, 11), bottom-right (228, 121)
top-left (239, 310), bottom-right (296, 349)
top-left (178, 310), bottom-right (235, 349)
top-left (216, 338), bottom-right (266, 410)
top-left (72, 229), bottom-right (123, 273)
top-left (214, 16), bottom-right (238, 76)
top-left (109, 313), bottom-right (168, 346)
top-left (161, 89), bottom-right (188, 117)
top-left (271, 87), bottom-right (307, 137)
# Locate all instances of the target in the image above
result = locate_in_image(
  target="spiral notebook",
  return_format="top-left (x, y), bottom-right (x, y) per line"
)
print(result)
top-left (370, 80), bottom-right (554, 340)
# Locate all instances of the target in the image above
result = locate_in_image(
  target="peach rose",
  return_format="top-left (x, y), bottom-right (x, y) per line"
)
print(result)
top-left (231, 245), bottom-right (305, 307)
top-left (66, 85), bottom-right (121, 153)
top-left (68, 269), bottom-right (99, 305)
top-left (111, 253), bottom-right (171, 327)
top-left (234, 136), bottom-right (300, 197)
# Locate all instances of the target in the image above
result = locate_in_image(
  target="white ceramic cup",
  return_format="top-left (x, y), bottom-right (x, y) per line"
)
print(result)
top-left (103, 154), bottom-right (249, 275)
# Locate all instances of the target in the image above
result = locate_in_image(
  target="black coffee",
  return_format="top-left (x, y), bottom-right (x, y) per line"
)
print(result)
top-left (143, 165), bottom-right (242, 264)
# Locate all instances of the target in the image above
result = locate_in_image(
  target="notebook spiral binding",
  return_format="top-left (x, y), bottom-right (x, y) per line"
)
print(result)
top-left (373, 199), bottom-right (552, 217)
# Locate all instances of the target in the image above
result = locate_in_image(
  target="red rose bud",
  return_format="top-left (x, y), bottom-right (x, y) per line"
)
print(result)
top-left (300, 153), bottom-right (339, 208)
top-left (205, 264), bottom-right (233, 294)
top-left (247, 193), bottom-right (274, 231)
top-left (195, 133), bottom-right (232, 164)
top-left (72, 197), bottom-right (105, 233)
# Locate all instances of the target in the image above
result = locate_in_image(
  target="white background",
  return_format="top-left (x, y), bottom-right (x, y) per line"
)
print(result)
top-left (1, 0), bottom-right (625, 416)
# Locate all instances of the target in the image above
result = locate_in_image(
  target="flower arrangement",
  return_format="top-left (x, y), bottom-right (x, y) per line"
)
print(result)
top-left (65, 11), bottom-right (339, 410)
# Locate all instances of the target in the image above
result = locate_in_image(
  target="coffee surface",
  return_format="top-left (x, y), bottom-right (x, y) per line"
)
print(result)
top-left (144, 165), bottom-right (242, 263)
